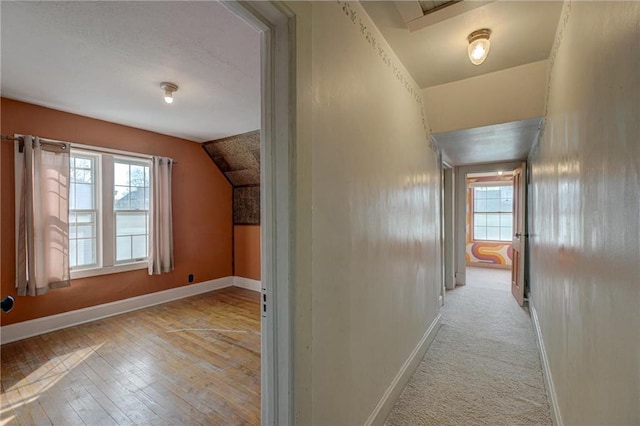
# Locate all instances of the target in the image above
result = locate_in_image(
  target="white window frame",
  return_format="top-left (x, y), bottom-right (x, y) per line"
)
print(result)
top-left (471, 183), bottom-right (513, 243)
top-left (69, 145), bottom-right (152, 279)
top-left (69, 150), bottom-right (102, 271)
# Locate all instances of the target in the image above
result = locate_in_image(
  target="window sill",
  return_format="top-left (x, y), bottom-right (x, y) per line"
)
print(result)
top-left (71, 261), bottom-right (148, 279)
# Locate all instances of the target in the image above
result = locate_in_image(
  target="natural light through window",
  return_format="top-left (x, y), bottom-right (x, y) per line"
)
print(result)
top-left (473, 185), bottom-right (513, 242)
top-left (69, 149), bottom-right (152, 277)
top-left (69, 154), bottom-right (99, 268)
top-left (114, 159), bottom-right (150, 263)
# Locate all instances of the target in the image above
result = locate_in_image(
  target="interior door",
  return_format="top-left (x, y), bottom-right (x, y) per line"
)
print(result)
top-left (511, 162), bottom-right (526, 306)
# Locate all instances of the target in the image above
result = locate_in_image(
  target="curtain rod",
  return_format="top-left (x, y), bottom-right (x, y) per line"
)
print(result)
top-left (2, 134), bottom-right (178, 164)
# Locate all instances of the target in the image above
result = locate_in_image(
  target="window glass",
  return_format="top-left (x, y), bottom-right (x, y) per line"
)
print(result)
top-left (472, 184), bottom-right (513, 242)
top-left (114, 159), bottom-right (150, 263)
top-left (69, 153), bottom-right (98, 268)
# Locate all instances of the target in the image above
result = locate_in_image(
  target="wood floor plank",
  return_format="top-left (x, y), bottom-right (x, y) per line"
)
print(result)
top-left (1, 287), bottom-right (261, 425)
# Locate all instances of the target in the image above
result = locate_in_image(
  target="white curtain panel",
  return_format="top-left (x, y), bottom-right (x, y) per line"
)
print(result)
top-left (148, 156), bottom-right (174, 275)
top-left (16, 136), bottom-right (71, 296)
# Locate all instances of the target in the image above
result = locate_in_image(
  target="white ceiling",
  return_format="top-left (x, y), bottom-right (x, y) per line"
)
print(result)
top-left (432, 118), bottom-right (543, 166)
top-left (0, 1), bottom-right (260, 143)
top-left (362, 1), bottom-right (563, 88)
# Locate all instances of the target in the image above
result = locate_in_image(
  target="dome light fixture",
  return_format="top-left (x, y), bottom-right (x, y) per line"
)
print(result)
top-left (467, 29), bottom-right (492, 66)
top-left (160, 82), bottom-right (179, 104)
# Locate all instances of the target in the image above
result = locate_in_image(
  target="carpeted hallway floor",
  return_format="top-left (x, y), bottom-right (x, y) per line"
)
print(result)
top-left (385, 268), bottom-right (552, 426)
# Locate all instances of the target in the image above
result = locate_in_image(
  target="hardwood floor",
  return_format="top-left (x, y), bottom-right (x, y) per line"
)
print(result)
top-left (0, 287), bottom-right (261, 425)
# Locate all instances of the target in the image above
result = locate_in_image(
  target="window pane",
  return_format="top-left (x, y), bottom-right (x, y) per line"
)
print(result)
top-left (116, 213), bottom-right (147, 236)
top-left (75, 158), bottom-right (91, 169)
top-left (474, 187), bottom-right (486, 199)
top-left (75, 212), bottom-right (94, 224)
top-left (475, 199), bottom-right (487, 212)
top-left (132, 235), bottom-right (147, 259)
top-left (500, 226), bottom-right (512, 241)
top-left (75, 184), bottom-right (93, 209)
top-left (69, 184), bottom-right (76, 210)
top-left (77, 238), bottom-right (96, 266)
top-left (130, 165), bottom-right (145, 186)
top-left (501, 213), bottom-right (513, 227)
top-left (486, 198), bottom-right (500, 211)
top-left (114, 186), bottom-right (131, 210)
top-left (474, 227), bottom-right (486, 240)
top-left (501, 186), bottom-right (513, 199)
top-left (485, 188), bottom-right (501, 199)
top-left (486, 213), bottom-right (500, 226)
top-left (116, 236), bottom-right (132, 261)
top-left (486, 226), bottom-right (500, 240)
top-left (129, 189), bottom-right (145, 210)
top-left (114, 163), bottom-right (130, 186)
top-left (70, 240), bottom-right (77, 267)
top-left (77, 224), bottom-right (94, 238)
top-left (500, 197), bottom-right (513, 212)
top-left (474, 213), bottom-right (486, 226)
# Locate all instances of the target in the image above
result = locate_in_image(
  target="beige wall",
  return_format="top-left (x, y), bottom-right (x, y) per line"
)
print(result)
top-left (529, 2), bottom-right (639, 425)
top-left (292, 2), bottom-right (442, 424)
top-left (423, 60), bottom-right (547, 134)
top-left (0, 99), bottom-right (232, 325)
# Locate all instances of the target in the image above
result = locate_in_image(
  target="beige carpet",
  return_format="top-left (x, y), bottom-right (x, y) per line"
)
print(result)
top-left (385, 283), bottom-right (552, 426)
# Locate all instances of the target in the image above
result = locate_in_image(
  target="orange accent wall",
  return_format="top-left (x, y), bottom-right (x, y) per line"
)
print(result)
top-left (0, 98), bottom-right (232, 326)
top-left (466, 175), bottom-right (513, 268)
top-left (234, 225), bottom-right (261, 281)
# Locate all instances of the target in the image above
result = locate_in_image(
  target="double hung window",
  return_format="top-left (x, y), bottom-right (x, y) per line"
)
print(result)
top-left (69, 149), bottom-right (151, 277)
top-left (472, 185), bottom-right (513, 242)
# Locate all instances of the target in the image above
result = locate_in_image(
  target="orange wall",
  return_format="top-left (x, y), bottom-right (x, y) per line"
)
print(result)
top-left (465, 176), bottom-right (513, 268)
top-left (0, 98), bottom-right (232, 325)
top-left (233, 225), bottom-right (261, 281)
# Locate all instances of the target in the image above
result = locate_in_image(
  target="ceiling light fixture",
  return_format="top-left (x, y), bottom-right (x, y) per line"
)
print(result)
top-left (467, 29), bottom-right (491, 66)
top-left (160, 82), bottom-right (178, 104)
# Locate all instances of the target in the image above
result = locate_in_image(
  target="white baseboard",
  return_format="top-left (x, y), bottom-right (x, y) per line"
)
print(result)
top-left (530, 301), bottom-right (563, 426)
top-left (1, 276), bottom-right (236, 345)
top-left (365, 313), bottom-right (442, 426)
top-left (233, 276), bottom-right (262, 292)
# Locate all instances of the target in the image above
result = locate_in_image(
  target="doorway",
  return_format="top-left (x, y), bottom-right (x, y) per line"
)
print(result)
top-left (464, 171), bottom-right (515, 292)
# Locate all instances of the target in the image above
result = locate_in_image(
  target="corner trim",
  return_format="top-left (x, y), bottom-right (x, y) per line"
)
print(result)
top-left (0, 276), bottom-right (234, 345)
top-left (233, 276), bottom-right (262, 292)
top-left (530, 301), bottom-right (563, 426)
top-left (365, 313), bottom-right (442, 426)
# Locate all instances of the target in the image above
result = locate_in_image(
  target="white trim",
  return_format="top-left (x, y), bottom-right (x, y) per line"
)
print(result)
top-left (234, 276), bottom-right (262, 292)
top-left (365, 314), bottom-right (442, 426)
top-left (530, 301), bottom-right (563, 426)
top-left (70, 261), bottom-right (147, 279)
top-left (221, 2), bottom-right (296, 425)
top-left (0, 276), bottom-right (233, 345)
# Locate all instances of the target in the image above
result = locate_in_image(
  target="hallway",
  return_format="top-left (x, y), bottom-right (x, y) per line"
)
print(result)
top-left (386, 268), bottom-right (551, 425)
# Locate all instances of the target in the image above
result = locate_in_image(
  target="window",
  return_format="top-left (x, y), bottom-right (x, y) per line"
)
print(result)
top-left (473, 185), bottom-right (513, 242)
top-left (114, 159), bottom-right (150, 263)
top-left (70, 149), bottom-right (151, 277)
top-left (69, 153), bottom-right (99, 268)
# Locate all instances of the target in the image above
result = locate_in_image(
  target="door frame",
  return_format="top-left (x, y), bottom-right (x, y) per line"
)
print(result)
top-left (453, 161), bottom-right (523, 287)
top-left (221, 2), bottom-right (296, 425)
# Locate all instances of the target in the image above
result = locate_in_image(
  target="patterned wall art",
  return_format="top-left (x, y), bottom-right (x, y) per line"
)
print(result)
top-left (466, 175), bottom-right (514, 268)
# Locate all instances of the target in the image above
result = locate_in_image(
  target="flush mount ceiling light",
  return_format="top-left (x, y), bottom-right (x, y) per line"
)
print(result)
top-left (467, 29), bottom-right (492, 66)
top-left (160, 82), bottom-right (178, 104)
